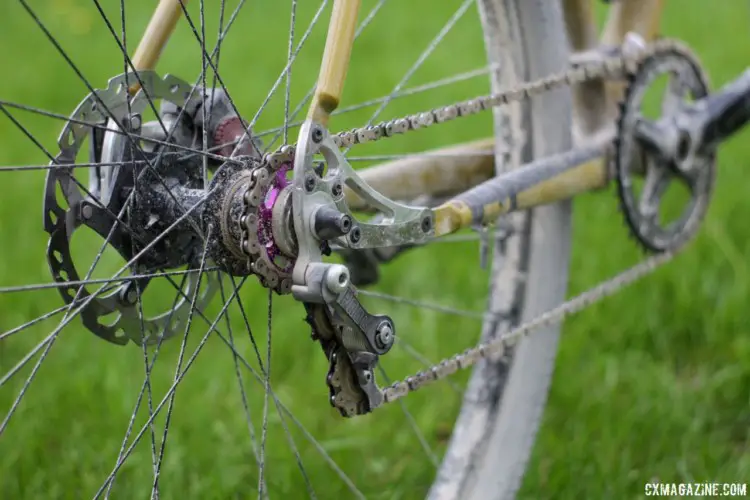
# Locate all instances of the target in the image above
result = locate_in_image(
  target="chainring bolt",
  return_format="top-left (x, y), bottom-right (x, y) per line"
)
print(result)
top-left (81, 203), bottom-right (93, 220)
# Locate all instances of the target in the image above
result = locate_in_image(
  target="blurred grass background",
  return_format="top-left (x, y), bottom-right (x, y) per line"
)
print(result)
top-left (0, 0), bottom-right (748, 498)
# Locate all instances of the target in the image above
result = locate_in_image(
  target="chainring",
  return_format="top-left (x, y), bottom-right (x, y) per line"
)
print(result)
top-left (614, 44), bottom-right (716, 252)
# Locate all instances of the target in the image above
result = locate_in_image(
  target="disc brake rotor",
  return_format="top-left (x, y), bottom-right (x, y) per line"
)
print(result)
top-left (43, 72), bottom-right (218, 346)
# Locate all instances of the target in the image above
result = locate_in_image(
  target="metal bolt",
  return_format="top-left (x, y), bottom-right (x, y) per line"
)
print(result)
top-left (421, 215), bottom-right (432, 233)
top-left (81, 204), bottom-right (93, 220)
top-left (331, 182), bottom-right (343, 198)
top-left (348, 226), bottom-right (361, 245)
top-left (325, 264), bottom-right (350, 294)
top-left (304, 173), bottom-right (317, 192)
top-left (129, 114), bottom-right (142, 130)
top-left (312, 128), bottom-right (324, 143)
top-left (120, 284), bottom-right (138, 305)
top-left (375, 321), bottom-right (394, 350)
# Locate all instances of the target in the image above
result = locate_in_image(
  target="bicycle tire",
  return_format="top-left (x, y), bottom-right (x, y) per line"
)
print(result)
top-left (431, 1), bottom-right (573, 498)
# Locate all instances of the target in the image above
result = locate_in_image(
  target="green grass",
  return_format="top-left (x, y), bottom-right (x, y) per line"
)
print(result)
top-left (0, 1), bottom-right (748, 499)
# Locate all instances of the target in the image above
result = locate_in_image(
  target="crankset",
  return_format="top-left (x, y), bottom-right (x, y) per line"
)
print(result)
top-left (615, 44), bottom-right (750, 253)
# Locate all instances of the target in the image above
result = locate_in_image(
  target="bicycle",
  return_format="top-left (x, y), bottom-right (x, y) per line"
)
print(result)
top-left (1, 0), bottom-right (748, 498)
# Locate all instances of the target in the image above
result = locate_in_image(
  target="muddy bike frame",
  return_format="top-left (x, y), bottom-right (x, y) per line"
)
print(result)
top-left (127, 0), bottom-right (672, 234)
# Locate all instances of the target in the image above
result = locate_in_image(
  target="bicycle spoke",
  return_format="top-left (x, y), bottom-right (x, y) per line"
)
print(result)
top-left (223, 334), bottom-right (363, 499)
top-left (284, 0), bottom-right (298, 145)
top-left (217, 278), bottom-right (264, 479)
top-left (151, 227), bottom-right (213, 495)
top-left (175, 0), bottom-right (261, 158)
top-left (358, 289), bottom-right (510, 322)
top-left (257, 290), bottom-right (273, 499)
top-left (104, 272), bottom-right (190, 498)
top-left (256, 63), bottom-right (500, 140)
top-left (343, 0), bottom-right (475, 155)
top-left (0, 305), bottom-right (69, 342)
top-left (262, 0), bottom-right (389, 152)
top-left (346, 149), bottom-right (494, 162)
top-left (139, 322), bottom-right (160, 498)
top-left (394, 337), bottom-right (462, 394)
top-left (200, 0), bottom-right (210, 192)
top-left (0, 159), bottom-right (161, 172)
top-left (0, 100), bottom-right (238, 165)
top-left (94, 281), bottom-right (241, 499)
top-left (91, 0), bottom-right (174, 142)
top-left (0, 268), bottom-right (219, 295)
top-left (378, 367), bottom-right (439, 468)
top-left (246, 0), bottom-right (330, 135)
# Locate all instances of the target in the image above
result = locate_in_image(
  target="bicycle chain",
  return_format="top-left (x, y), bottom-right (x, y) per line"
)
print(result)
top-left (239, 38), bottom-right (702, 414)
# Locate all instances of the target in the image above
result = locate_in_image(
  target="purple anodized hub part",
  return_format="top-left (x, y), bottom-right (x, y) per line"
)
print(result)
top-left (257, 162), bottom-right (295, 273)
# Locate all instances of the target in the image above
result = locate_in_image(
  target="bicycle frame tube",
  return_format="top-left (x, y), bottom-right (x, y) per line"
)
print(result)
top-left (307, 0), bottom-right (361, 126)
top-left (132, 0), bottom-right (187, 72)
top-left (564, 0), bottom-right (666, 135)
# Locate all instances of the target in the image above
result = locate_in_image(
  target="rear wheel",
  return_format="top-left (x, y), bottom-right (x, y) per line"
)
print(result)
top-left (0, 1), bottom-right (573, 498)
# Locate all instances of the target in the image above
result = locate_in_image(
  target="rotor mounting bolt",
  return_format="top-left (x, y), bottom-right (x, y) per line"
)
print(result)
top-left (375, 321), bottom-right (395, 350)
top-left (119, 284), bottom-right (138, 305)
top-left (129, 114), bottom-right (142, 130)
top-left (312, 128), bottom-right (324, 143)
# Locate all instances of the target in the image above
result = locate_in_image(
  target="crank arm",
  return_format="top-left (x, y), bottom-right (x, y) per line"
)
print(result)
top-left (634, 67), bottom-right (750, 166)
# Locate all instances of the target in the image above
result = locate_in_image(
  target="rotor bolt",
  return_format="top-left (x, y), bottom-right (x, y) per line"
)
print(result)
top-left (304, 173), bottom-right (317, 193)
top-left (374, 321), bottom-right (395, 350)
top-left (81, 204), bottom-right (93, 220)
top-left (312, 128), bottom-right (324, 143)
top-left (128, 114), bottom-right (142, 130)
top-left (119, 284), bottom-right (139, 305)
top-left (331, 182), bottom-right (343, 198)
